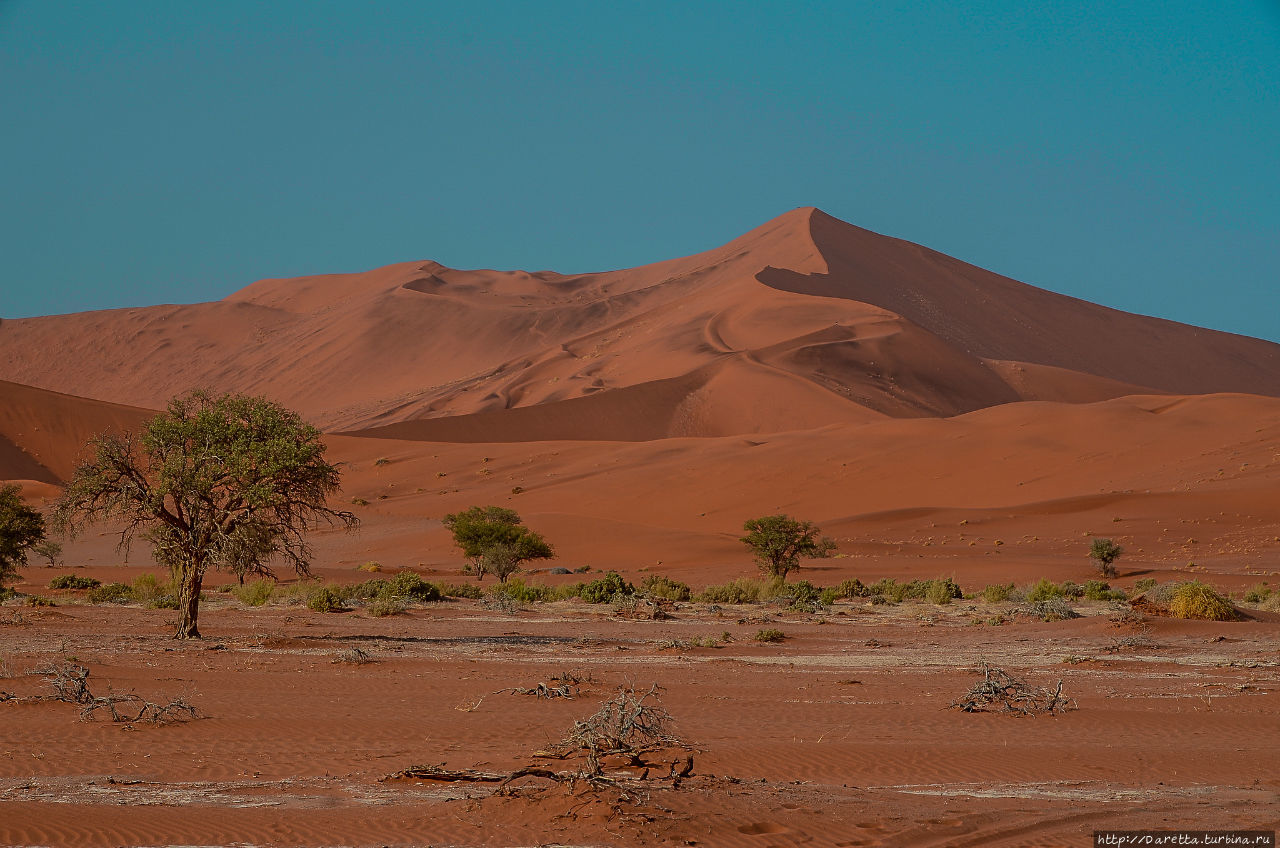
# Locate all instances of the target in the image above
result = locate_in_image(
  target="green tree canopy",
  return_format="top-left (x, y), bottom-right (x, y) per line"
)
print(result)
top-left (53, 390), bottom-right (357, 638)
top-left (740, 514), bottom-right (836, 579)
top-left (0, 484), bottom-right (46, 591)
top-left (443, 505), bottom-right (553, 583)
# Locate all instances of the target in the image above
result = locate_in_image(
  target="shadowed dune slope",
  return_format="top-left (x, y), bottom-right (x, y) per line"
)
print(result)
top-left (0, 380), bottom-right (154, 483)
top-left (4, 208), bottom-right (1278, 436)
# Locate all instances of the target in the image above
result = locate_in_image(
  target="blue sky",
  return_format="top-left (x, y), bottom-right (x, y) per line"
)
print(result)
top-left (2, 1), bottom-right (1278, 341)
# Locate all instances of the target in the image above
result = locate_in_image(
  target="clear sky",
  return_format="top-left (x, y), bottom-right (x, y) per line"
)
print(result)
top-left (2, 1), bottom-right (1278, 341)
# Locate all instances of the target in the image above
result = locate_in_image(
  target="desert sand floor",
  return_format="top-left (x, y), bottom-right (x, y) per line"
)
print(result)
top-left (2, 591), bottom-right (1277, 847)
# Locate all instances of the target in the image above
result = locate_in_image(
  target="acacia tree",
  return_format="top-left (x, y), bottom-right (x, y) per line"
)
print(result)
top-left (740, 514), bottom-right (836, 579)
top-left (0, 484), bottom-right (47, 593)
top-left (443, 505), bottom-right (553, 583)
top-left (53, 391), bottom-right (357, 639)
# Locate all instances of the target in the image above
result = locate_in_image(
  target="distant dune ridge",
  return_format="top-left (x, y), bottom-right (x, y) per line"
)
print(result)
top-left (2, 207), bottom-right (1278, 456)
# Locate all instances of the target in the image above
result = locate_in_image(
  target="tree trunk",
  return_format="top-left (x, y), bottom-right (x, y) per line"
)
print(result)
top-left (174, 564), bottom-right (204, 640)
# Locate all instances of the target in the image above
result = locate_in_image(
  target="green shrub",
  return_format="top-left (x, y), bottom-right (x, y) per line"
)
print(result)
top-left (437, 582), bottom-right (483, 599)
top-left (1166, 581), bottom-right (1237, 621)
top-left (390, 571), bottom-right (443, 603)
top-left (868, 577), bottom-right (961, 604)
top-left (1082, 580), bottom-right (1125, 602)
top-left (696, 578), bottom-right (768, 605)
top-left (789, 580), bottom-right (822, 605)
top-left (49, 574), bottom-right (101, 590)
top-left (579, 571), bottom-right (633, 604)
top-left (232, 578), bottom-right (275, 606)
top-left (88, 582), bottom-right (132, 604)
top-left (23, 594), bottom-right (55, 607)
top-left (306, 585), bottom-right (343, 612)
top-left (980, 583), bottom-right (1014, 603)
top-left (131, 573), bottom-right (179, 609)
top-left (366, 595), bottom-right (407, 617)
top-left (1026, 579), bottom-right (1067, 603)
top-left (834, 578), bottom-right (871, 598)
top-left (1242, 583), bottom-right (1272, 604)
top-left (490, 576), bottom-right (561, 604)
top-left (924, 580), bottom-right (957, 605)
top-left (754, 628), bottom-right (786, 643)
top-left (818, 587), bottom-right (839, 606)
top-left (641, 575), bottom-right (691, 602)
top-left (1133, 578), bottom-right (1158, 594)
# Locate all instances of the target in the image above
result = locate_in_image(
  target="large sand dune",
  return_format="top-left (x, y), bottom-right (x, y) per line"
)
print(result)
top-left (5, 208), bottom-right (1279, 436)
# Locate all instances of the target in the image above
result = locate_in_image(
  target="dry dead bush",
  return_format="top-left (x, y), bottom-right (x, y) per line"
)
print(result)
top-left (38, 662), bottom-right (199, 725)
top-left (951, 662), bottom-right (1075, 716)
top-left (557, 683), bottom-right (683, 775)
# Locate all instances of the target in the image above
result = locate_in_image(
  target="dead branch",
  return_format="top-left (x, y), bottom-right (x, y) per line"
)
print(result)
top-left (44, 663), bottom-right (93, 704)
top-left (456, 679), bottom-right (579, 712)
top-left (950, 662), bottom-right (1076, 716)
top-left (36, 662), bottom-right (198, 724)
top-left (81, 693), bottom-right (199, 724)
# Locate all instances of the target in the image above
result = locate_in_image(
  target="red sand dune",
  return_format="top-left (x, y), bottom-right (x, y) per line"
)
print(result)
top-left (4, 208), bottom-right (1279, 437)
top-left (0, 380), bottom-right (152, 484)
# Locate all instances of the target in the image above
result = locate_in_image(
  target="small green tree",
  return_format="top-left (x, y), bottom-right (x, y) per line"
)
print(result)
top-left (740, 514), bottom-right (836, 579)
top-left (1089, 538), bottom-right (1124, 578)
top-left (443, 505), bottom-right (553, 583)
top-left (1, 484), bottom-right (47, 592)
top-left (53, 391), bottom-right (358, 638)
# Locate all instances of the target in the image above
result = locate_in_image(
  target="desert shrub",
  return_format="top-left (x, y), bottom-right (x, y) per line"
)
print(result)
top-left (306, 585), bottom-right (343, 612)
top-left (1166, 581), bottom-right (1237, 621)
top-left (1133, 578), bottom-right (1158, 594)
top-left (437, 581), bottom-right (483, 599)
top-left (486, 578), bottom-right (558, 604)
top-left (1242, 583), bottom-right (1272, 604)
top-left (641, 575), bottom-right (691, 602)
top-left (132, 574), bottom-right (178, 609)
top-left (88, 582), bottom-right (133, 604)
top-left (390, 570), bottom-right (442, 602)
top-left (818, 587), bottom-right (839, 605)
top-left (357, 561), bottom-right (382, 572)
top-left (695, 577), bottom-right (774, 605)
top-left (49, 575), bottom-right (101, 590)
top-left (980, 583), bottom-right (1014, 603)
top-left (1026, 579), bottom-right (1068, 603)
top-left (579, 571), bottom-right (633, 604)
top-left (233, 578), bottom-right (275, 606)
top-left (924, 580), bottom-right (958, 605)
top-left (1082, 580), bottom-right (1125, 602)
top-left (869, 577), bottom-right (961, 604)
top-left (366, 595), bottom-right (407, 617)
top-left (340, 578), bottom-right (389, 603)
top-left (834, 578), bottom-right (870, 598)
top-left (23, 594), bottom-right (55, 607)
top-left (788, 580), bottom-right (822, 604)
top-left (1027, 597), bottom-right (1079, 622)
top-left (754, 628), bottom-right (786, 643)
